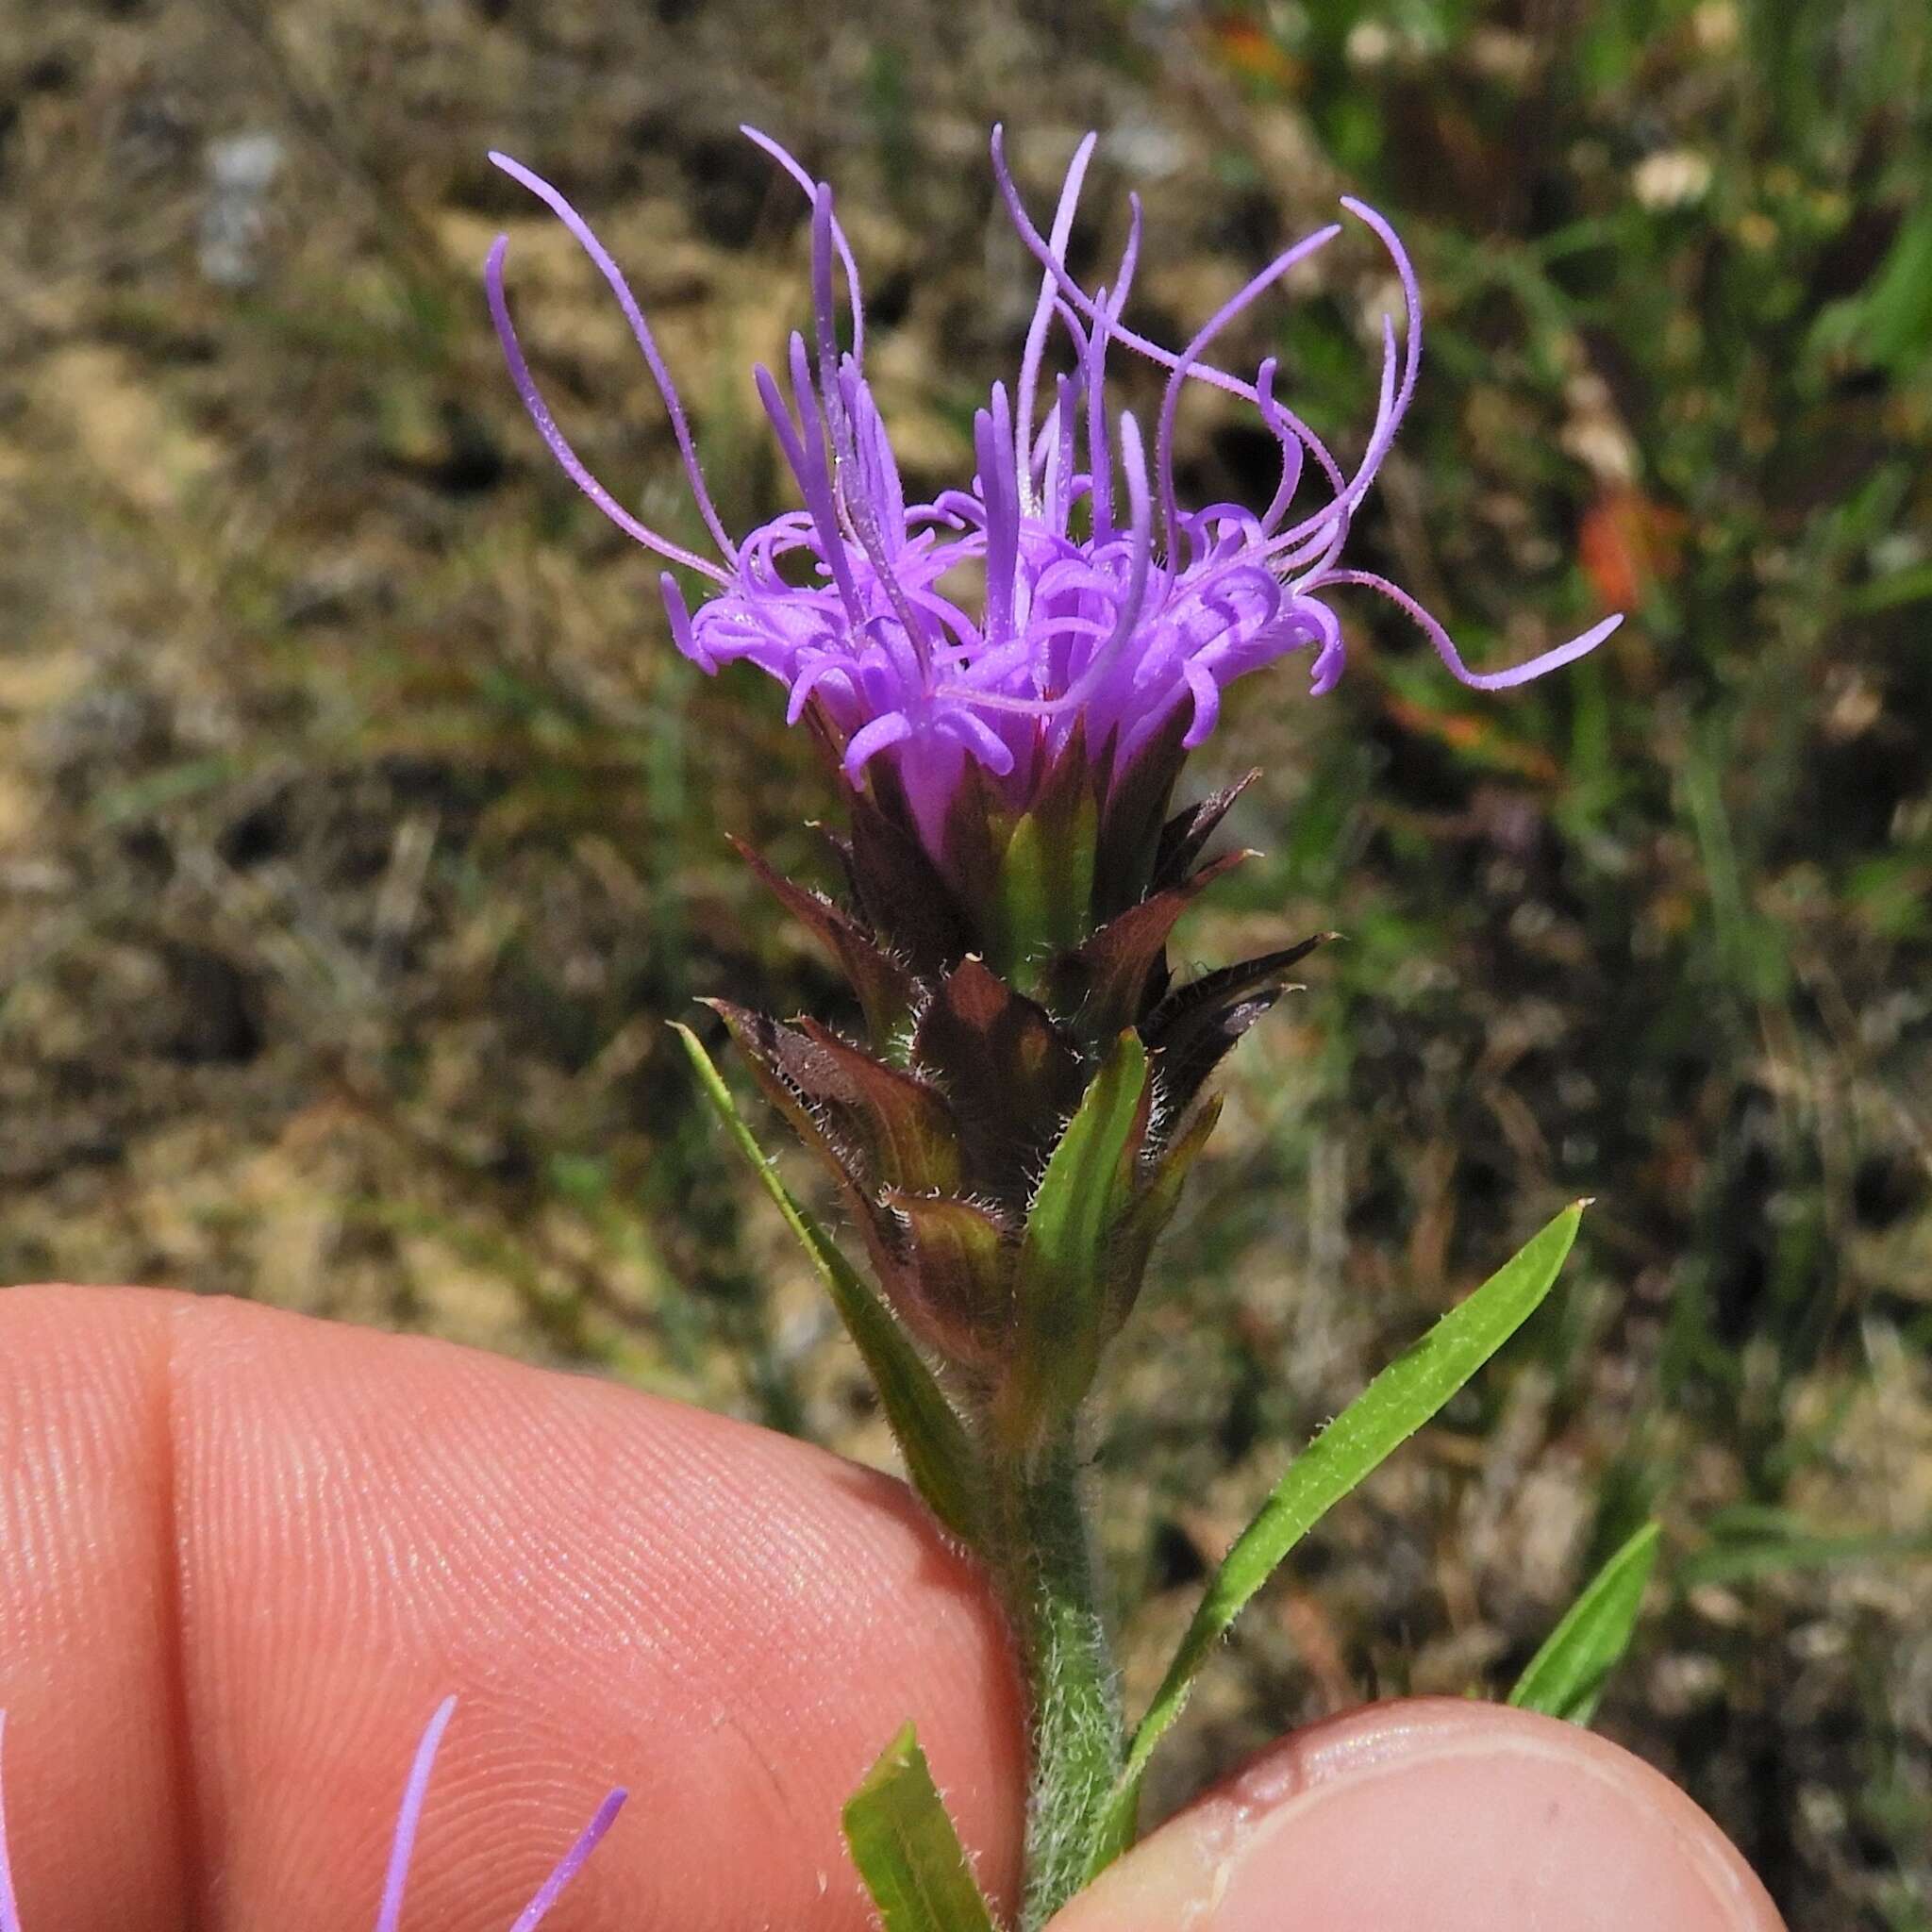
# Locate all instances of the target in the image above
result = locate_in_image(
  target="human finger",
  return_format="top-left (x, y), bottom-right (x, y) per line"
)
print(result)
top-left (1048, 1698), bottom-right (1784, 1932)
top-left (0, 1284), bottom-right (1024, 1931)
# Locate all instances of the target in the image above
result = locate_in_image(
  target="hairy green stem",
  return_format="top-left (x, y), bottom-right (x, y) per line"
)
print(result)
top-left (985, 1429), bottom-right (1124, 1932)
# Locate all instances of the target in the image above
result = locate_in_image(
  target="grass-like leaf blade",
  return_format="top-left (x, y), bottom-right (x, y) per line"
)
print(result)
top-left (1678, 1520), bottom-right (1932, 1588)
top-left (842, 1724), bottom-right (999, 1932)
top-left (1090, 1201), bottom-right (1587, 1872)
top-left (673, 1023), bottom-right (981, 1543)
top-left (1509, 1519), bottom-right (1661, 1724)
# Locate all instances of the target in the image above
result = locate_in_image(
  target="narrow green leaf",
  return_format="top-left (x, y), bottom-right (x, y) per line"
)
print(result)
top-left (998, 1032), bottom-right (1150, 1447)
top-left (673, 1023), bottom-right (981, 1543)
top-left (842, 1724), bottom-right (999, 1932)
top-left (1678, 1522), bottom-right (1932, 1589)
top-left (1091, 1202), bottom-right (1587, 1871)
top-left (1509, 1520), bottom-right (1661, 1724)
top-left (1107, 1094), bottom-right (1224, 1331)
top-left (1845, 561), bottom-right (1932, 615)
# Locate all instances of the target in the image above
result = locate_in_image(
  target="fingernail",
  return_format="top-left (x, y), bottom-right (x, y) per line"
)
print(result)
top-left (1050, 1700), bottom-right (1785, 1932)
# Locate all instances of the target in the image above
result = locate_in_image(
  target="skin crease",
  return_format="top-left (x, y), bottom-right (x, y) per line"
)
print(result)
top-left (0, 1286), bottom-right (1783, 1932)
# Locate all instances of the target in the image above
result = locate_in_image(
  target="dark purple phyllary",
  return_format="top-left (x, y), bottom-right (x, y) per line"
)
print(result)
top-left (486, 128), bottom-right (1618, 872)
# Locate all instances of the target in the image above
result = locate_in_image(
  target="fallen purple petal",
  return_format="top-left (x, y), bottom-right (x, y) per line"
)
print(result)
top-left (0, 1713), bottom-right (24, 1932)
top-left (0, 1702), bottom-right (624, 1932)
top-left (508, 1787), bottom-right (629, 1932)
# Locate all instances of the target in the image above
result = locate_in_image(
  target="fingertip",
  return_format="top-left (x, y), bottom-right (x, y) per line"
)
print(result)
top-left (168, 1298), bottom-right (1025, 1930)
top-left (0, 1285), bottom-right (190, 1931)
top-left (0, 1287), bottom-right (1024, 1932)
top-left (1051, 1700), bottom-right (1784, 1932)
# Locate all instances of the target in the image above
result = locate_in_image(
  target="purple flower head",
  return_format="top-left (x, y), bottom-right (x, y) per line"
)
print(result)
top-left (486, 128), bottom-right (1618, 869)
top-left (0, 1701), bottom-right (625, 1932)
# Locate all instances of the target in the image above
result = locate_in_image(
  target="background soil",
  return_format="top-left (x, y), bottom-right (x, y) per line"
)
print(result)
top-left (2, 1), bottom-right (1928, 1923)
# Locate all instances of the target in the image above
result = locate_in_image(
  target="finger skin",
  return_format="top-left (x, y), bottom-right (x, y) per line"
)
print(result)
top-left (1050, 1699), bottom-right (1786, 1932)
top-left (0, 1285), bottom-right (1025, 1932)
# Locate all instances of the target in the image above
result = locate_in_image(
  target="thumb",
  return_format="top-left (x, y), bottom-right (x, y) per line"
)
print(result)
top-left (1048, 1700), bottom-right (1785, 1932)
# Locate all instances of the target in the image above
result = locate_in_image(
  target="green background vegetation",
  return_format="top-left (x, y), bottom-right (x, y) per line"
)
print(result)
top-left (1, 0), bottom-right (1926, 1921)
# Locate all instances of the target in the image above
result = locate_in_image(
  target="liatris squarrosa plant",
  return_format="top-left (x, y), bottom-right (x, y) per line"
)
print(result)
top-left (487, 126), bottom-right (1623, 1932)
top-left (0, 1700), bottom-right (623, 1932)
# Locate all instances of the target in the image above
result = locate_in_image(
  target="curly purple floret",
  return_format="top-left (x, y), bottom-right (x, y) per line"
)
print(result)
top-left (0, 1702), bottom-right (624, 1932)
top-left (486, 126), bottom-right (1621, 854)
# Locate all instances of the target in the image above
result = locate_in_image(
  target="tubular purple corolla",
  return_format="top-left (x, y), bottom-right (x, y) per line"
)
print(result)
top-left (938, 410), bottom-right (1155, 723)
top-left (842, 709), bottom-right (915, 780)
top-left (659, 571), bottom-right (712, 671)
top-left (1302, 598), bottom-right (1348, 694)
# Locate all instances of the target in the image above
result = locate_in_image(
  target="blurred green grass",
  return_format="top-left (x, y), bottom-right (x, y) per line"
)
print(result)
top-left (0, 0), bottom-right (1927, 1921)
